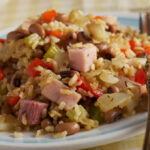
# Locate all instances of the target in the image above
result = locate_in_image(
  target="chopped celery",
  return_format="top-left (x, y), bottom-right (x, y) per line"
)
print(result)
top-left (66, 104), bottom-right (99, 129)
top-left (24, 33), bottom-right (41, 49)
top-left (44, 44), bottom-right (61, 59)
top-left (89, 105), bottom-right (103, 123)
top-left (0, 85), bottom-right (7, 95)
top-left (66, 104), bottom-right (88, 121)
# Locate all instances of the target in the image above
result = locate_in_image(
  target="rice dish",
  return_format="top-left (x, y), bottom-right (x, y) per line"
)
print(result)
top-left (0, 9), bottom-right (149, 138)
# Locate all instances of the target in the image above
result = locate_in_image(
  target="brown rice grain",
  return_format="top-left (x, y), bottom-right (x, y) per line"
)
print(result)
top-left (54, 131), bottom-right (67, 139)
top-left (58, 102), bottom-right (66, 110)
top-left (87, 91), bottom-right (94, 97)
top-left (45, 125), bottom-right (55, 132)
top-left (22, 113), bottom-right (27, 125)
top-left (68, 74), bottom-right (78, 86)
top-left (58, 121), bottom-right (64, 124)
top-left (78, 88), bottom-right (89, 96)
top-left (90, 64), bottom-right (95, 71)
top-left (49, 110), bottom-right (62, 118)
top-left (75, 80), bottom-right (82, 86)
top-left (35, 129), bottom-right (45, 138)
top-left (13, 132), bottom-right (23, 138)
top-left (60, 89), bottom-right (73, 95)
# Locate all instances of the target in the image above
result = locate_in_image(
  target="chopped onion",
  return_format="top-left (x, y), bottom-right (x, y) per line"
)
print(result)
top-left (99, 70), bottom-right (119, 84)
top-left (96, 93), bottom-right (132, 112)
top-left (54, 52), bottom-right (69, 72)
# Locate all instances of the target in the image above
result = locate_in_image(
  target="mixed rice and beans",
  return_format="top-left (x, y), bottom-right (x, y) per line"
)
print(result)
top-left (0, 9), bottom-right (149, 138)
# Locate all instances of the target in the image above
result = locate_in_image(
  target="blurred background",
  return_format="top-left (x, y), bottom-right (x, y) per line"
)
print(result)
top-left (0, 0), bottom-right (150, 30)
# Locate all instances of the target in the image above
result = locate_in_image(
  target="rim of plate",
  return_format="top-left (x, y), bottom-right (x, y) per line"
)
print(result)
top-left (0, 15), bottom-right (147, 149)
top-left (0, 113), bottom-right (147, 149)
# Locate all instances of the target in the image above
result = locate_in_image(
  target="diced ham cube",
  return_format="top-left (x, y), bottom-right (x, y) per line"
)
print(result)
top-left (68, 44), bottom-right (97, 72)
top-left (18, 100), bottom-right (48, 125)
top-left (42, 79), bottom-right (81, 110)
top-left (42, 79), bottom-right (64, 102)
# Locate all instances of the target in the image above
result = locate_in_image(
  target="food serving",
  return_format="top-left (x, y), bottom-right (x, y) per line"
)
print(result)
top-left (0, 9), bottom-right (149, 138)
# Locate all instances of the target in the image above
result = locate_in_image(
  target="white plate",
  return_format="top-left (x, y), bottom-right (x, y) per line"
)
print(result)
top-left (0, 12), bottom-right (147, 150)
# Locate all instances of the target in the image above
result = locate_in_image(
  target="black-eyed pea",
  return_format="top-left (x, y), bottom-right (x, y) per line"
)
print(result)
top-left (29, 23), bottom-right (45, 38)
top-left (56, 122), bottom-right (80, 135)
top-left (41, 119), bottom-right (51, 129)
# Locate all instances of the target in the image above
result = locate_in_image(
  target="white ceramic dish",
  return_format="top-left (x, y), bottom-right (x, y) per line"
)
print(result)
top-left (0, 12), bottom-right (147, 150)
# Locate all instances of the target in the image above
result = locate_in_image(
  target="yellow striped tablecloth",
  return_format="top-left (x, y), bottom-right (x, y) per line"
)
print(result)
top-left (0, 0), bottom-right (149, 150)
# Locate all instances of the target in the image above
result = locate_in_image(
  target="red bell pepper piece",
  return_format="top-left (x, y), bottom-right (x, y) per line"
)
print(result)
top-left (94, 16), bottom-right (103, 20)
top-left (134, 69), bottom-right (146, 85)
top-left (0, 69), bottom-right (5, 80)
top-left (45, 62), bottom-right (53, 70)
top-left (0, 39), bottom-right (5, 44)
top-left (129, 40), bottom-right (145, 55)
top-left (7, 96), bottom-right (20, 106)
top-left (42, 10), bottom-right (57, 23)
top-left (121, 48), bottom-right (128, 57)
top-left (129, 40), bottom-right (136, 51)
top-left (47, 30), bottom-right (63, 38)
top-left (129, 40), bottom-right (150, 56)
top-left (77, 77), bottom-right (103, 98)
top-left (144, 46), bottom-right (150, 55)
top-left (27, 58), bottom-right (53, 77)
top-left (91, 88), bottom-right (104, 98)
top-left (27, 58), bottom-right (46, 77)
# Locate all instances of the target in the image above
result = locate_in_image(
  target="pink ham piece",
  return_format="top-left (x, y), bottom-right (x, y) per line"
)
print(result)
top-left (42, 79), bottom-right (81, 110)
top-left (18, 100), bottom-right (48, 125)
top-left (68, 44), bottom-right (97, 72)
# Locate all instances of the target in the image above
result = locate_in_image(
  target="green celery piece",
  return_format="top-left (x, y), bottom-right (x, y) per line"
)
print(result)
top-left (66, 105), bottom-right (88, 121)
top-left (0, 85), bottom-right (7, 95)
top-left (44, 44), bottom-right (61, 59)
top-left (66, 108), bottom-right (77, 121)
top-left (24, 33), bottom-right (41, 49)
top-left (89, 105), bottom-right (104, 123)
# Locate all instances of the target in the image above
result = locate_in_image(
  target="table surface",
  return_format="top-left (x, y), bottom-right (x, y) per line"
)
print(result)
top-left (0, 0), bottom-right (149, 150)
